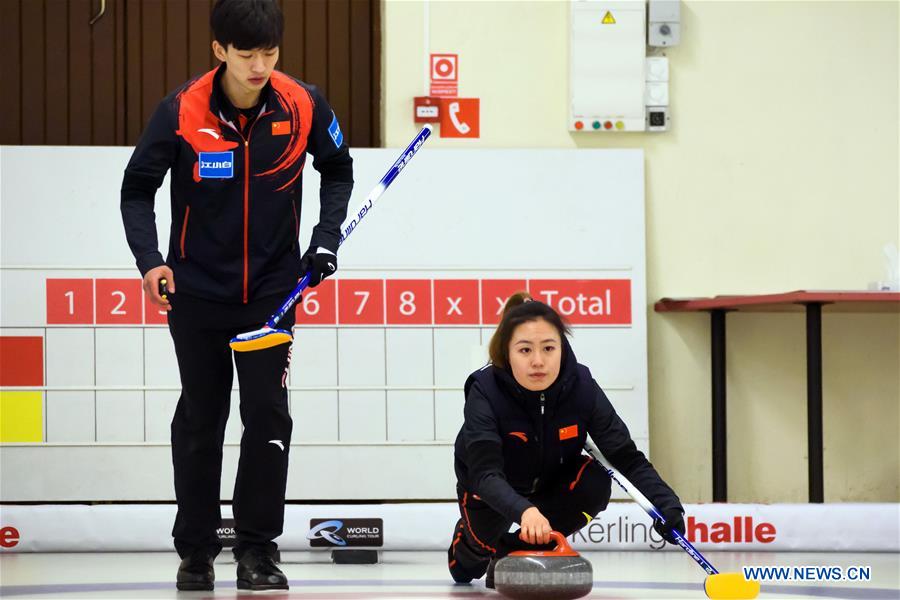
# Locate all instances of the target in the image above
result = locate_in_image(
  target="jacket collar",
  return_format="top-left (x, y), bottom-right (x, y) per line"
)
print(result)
top-left (210, 63), bottom-right (276, 127)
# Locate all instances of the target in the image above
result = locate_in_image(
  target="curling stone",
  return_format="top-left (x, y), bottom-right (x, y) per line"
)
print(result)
top-left (493, 531), bottom-right (592, 600)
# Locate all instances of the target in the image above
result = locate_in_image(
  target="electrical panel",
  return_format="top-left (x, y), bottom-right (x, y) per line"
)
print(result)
top-left (569, 0), bottom-right (680, 133)
top-left (649, 0), bottom-right (681, 47)
top-left (569, 0), bottom-right (647, 132)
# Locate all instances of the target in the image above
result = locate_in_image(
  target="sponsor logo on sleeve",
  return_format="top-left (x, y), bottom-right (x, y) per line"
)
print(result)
top-left (327, 112), bottom-right (344, 148)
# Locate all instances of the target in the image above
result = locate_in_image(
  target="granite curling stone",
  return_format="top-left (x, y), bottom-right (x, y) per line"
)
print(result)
top-left (494, 531), bottom-right (593, 600)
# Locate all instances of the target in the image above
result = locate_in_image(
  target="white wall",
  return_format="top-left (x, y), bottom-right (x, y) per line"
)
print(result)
top-left (0, 146), bottom-right (649, 501)
top-left (383, 0), bottom-right (900, 502)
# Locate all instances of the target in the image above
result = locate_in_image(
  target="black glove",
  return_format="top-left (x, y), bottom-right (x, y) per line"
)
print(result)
top-left (653, 508), bottom-right (685, 545)
top-left (299, 248), bottom-right (337, 287)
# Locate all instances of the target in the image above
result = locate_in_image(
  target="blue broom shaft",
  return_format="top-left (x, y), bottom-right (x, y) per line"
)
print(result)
top-left (263, 125), bottom-right (433, 330)
top-left (584, 440), bottom-right (719, 576)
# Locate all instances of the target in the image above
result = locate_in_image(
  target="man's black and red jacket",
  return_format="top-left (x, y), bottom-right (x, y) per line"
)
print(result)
top-left (121, 64), bottom-right (353, 303)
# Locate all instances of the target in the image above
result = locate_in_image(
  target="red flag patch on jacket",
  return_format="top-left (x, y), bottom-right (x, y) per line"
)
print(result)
top-left (559, 425), bottom-right (578, 440)
top-left (271, 120), bottom-right (291, 136)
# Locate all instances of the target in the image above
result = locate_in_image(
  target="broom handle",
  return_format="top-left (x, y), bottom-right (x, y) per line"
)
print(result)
top-left (584, 440), bottom-right (719, 576)
top-left (263, 124), bottom-right (434, 330)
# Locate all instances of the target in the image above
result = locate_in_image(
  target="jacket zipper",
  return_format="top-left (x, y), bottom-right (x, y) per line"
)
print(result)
top-left (533, 392), bottom-right (546, 493)
top-left (179, 206), bottom-right (191, 259)
top-left (219, 110), bottom-right (273, 304)
top-left (242, 137), bottom-right (250, 303)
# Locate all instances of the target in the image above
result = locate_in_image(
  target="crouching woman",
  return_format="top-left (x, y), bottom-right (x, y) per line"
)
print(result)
top-left (448, 292), bottom-right (685, 587)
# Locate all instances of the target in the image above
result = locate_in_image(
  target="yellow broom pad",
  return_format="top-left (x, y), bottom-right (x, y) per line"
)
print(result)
top-left (705, 572), bottom-right (761, 600)
top-left (229, 332), bottom-right (293, 352)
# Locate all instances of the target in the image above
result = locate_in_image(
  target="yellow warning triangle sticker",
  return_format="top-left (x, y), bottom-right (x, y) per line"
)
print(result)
top-left (602, 11), bottom-right (616, 24)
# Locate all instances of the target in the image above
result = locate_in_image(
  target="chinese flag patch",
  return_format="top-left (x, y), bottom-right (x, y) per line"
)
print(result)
top-left (271, 121), bottom-right (291, 136)
top-left (559, 425), bottom-right (578, 441)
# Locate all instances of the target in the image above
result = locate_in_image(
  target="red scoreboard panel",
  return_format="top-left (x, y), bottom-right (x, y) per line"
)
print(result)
top-left (46, 278), bottom-right (632, 326)
top-left (46, 279), bottom-right (94, 324)
top-left (433, 280), bottom-right (480, 325)
top-left (296, 280), bottom-right (337, 325)
top-left (528, 279), bottom-right (631, 325)
top-left (480, 280), bottom-right (528, 325)
top-left (337, 280), bottom-right (385, 325)
top-left (386, 280), bottom-right (433, 325)
top-left (95, 279), bottom-right (143, 325)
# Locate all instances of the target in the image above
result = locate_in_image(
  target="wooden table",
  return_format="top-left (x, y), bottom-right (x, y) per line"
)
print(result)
top-left (655, 291), bottom-right (900, 503)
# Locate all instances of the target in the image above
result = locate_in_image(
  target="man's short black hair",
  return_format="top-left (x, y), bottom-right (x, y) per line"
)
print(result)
top-left (211, 0), bottom-right (284, 50)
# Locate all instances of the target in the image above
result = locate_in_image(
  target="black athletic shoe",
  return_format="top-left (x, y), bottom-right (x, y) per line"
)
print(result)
top-left (448, 518), bottom-right (473, 583)
top-left (176, 551), bottom-right (215, 591)
top-left (236, 548), bottom-right (288, 591)
top-left (485, 557), bottom-right (497, 589)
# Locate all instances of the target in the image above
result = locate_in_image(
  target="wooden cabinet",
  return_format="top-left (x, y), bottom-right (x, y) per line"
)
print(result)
top-left (0, 0), bottom-right (380, 146)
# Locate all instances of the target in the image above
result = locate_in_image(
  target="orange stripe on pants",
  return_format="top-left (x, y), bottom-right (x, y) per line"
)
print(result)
top-left (461, 492), bottom-right (497, 554)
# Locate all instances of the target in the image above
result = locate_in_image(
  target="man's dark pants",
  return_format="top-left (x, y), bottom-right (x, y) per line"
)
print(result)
top-left (167, 292), bottom-right (295, 560)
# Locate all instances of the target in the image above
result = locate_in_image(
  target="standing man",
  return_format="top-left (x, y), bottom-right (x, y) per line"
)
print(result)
top-left (121, 0), bottom-right (353, 591)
